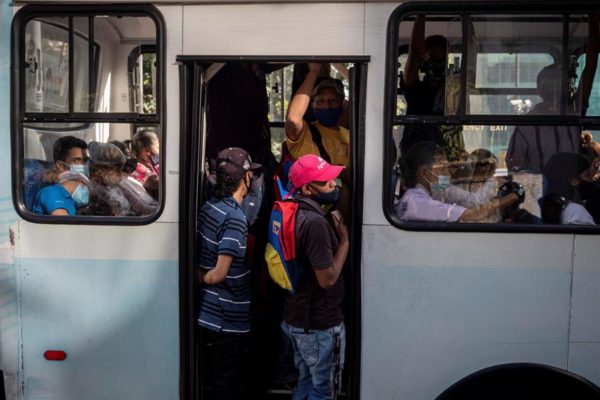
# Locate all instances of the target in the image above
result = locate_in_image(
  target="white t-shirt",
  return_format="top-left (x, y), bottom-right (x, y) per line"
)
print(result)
top-left (561, 202), bottom-right (595, 225)
top-left (395, 185), bottom-right (466, 222)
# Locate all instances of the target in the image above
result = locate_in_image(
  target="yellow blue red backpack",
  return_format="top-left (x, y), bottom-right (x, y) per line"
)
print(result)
top-left (264, 179), bottom-right (305, 293)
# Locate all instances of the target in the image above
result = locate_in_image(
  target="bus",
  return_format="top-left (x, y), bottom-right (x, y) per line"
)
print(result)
top-left (1, 1), bottom-right (600, 399)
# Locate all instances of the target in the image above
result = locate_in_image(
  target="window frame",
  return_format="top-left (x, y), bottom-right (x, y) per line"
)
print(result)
top-left (384, 1), bottom-right (600, 233)
top-left (11, 4), bottom-right (166, 225)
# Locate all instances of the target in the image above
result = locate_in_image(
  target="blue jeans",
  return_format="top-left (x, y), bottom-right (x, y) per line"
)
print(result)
top-left (281, 321), bottom-right (345, 400)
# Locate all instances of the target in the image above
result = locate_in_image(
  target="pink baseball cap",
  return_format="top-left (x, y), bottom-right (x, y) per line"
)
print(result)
top-left (288, 154), bottom-right (345, 190)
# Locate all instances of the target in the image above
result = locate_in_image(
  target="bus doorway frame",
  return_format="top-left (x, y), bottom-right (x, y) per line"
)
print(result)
top-left (177, 56), bottom-right (368, 400)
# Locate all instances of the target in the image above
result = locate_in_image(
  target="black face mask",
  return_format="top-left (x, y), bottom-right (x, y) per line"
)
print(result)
top-left (420, 60), bottom-right (446, 82)
top-left (311, 186), bottom-right (341, 207)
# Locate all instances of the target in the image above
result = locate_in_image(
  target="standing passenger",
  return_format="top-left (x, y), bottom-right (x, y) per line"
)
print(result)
top-left (506, 14), bottom-right (599, 172)
top-left (285, 63), bottom-right (351, 220)
top-left (401, 15), bottom-right (466, 162)
top-left (197, 147), bottom-right (261, 400)
top-left (281, 154), bottom-right (350, 400)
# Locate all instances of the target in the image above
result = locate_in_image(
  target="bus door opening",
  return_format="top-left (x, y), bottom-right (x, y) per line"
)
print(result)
top-left (179, 58), bottom-right (367, 400)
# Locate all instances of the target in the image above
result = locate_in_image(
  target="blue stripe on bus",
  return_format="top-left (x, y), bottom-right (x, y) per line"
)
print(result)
top-left (18, 257), bottom-right (179, 400)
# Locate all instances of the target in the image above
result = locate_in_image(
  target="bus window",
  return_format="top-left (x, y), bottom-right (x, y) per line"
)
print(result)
top-left (128, 46), bottom-right (157, 115)
top-left (386, 8), bottom-right (600, 230)
top-left (266, 64), bottom-right (294, 161)
top-left (13, 5), bottom-right (165, 223)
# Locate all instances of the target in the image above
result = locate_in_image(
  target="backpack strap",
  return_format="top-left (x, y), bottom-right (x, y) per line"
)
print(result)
top-left (308, 123), bottom-right (332, 164)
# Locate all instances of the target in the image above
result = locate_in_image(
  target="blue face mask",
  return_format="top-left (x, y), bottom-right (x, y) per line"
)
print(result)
top-left (71, 184), bottom-right (90, 207)
top-left (311, 186), bottom-right (341, 207)
top-left (429, 174), bottom-right (451, 193)
top-left (150, 154), bottom-right (159, 166)
top-left (314, 106), bottom-right (343, 128)
top-left (69, 163), bottom-right (89, 177)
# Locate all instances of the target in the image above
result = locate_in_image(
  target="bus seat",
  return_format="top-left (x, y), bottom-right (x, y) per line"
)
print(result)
top-left (436, 363), bottom-right (600, 400)
top-left (23, 159), bottom-right (53, 211)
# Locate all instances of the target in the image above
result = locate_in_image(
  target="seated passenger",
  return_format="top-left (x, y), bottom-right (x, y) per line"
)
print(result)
top-left (542, 152), bottom-right (595, 225)
top-left (394, 141), bottom-right (522, 222)
top-left (31, 135), bottom-right (90, 216)
top-left (131, 129), bottom-right (160, 199)
top-left (506, 14), bottom-right (599, 172)
top-left (33, 170), bottom-right (90, 216)
top-left (87, 142), bottom-right (158, 216)
top-left (110, 139), bottom-right (137, 174)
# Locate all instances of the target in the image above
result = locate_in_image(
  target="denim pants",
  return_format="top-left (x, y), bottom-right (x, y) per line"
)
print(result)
top-left (281, 321), bottom-right (346, 400)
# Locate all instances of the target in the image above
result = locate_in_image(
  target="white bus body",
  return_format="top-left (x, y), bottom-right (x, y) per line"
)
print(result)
top-left (1, 1), bottom-right (599, 399)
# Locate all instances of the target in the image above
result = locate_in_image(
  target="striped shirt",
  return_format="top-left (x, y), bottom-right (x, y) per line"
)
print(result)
top-left (197, 196), bottom-right (251, 333)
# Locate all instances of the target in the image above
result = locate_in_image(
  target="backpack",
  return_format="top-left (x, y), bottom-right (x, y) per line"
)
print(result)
top-left (265, 196), bottom-right (303, 293)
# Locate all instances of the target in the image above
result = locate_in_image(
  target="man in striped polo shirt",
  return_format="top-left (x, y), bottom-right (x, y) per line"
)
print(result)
top-left (197, 147), bottom-right (261, 400)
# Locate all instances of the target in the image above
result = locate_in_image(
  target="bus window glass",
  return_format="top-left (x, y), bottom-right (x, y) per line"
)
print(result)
top-left (93, 16), bottom-right (153, 113)
top-left (388, 10), bottom-right (600, 229)
top-left (22, 122), bottom-right (160, 217)
top-left (128, 46), bottom-right (157, 114)
top-left (72, 17), bottom-right (92, 112)
top-left (266, 64), bottom-right (293, 161)
top-left (15, 6), bottom-right (164, 223)
top-left (396, 15), bottom-right (462, 117)
top-left (25, 17), bottom-right (70, 113)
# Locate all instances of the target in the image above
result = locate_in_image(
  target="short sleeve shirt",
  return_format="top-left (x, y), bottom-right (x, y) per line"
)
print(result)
top-left (286, 121), bottom-right (349, 168)
top-left (283, 197), bottom-right (344, 330)
top-left (197, 196), bottom-right (250, 333)
top-left (395, 185), bottom-right (466, 222)
top-left (32, 184), bottom-right (76, 215)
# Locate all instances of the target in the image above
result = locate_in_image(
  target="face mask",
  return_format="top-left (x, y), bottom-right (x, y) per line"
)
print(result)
top-left (71, 184), bottom-right (90, 207)
top-left (311, 185), bottom-right (341, 206)
top-left (420, 61), bottom-right (446, 82)
top-left (428, 173), bottom-right (451, 194)
top-left (150, 154), bottom-right (159, 166)
top-left (69, 163), bottom-right (89, 177)
top-left (314, 106), bottom-right (343, 128)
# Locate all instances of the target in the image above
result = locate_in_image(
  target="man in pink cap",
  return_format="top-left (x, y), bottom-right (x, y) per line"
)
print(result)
top-left (281, 154), bottom-right (350, 400)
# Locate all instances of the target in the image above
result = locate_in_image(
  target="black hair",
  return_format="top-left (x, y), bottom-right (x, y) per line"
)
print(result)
top-left (53, 136), bottom-right (88, 162)
top-left (131, 129), bottom-right (158, 158)
top-left (396, 141), bottom-right (445, 187)
top-left (213, 169), bottom-right (244, 199)
top-left (424, 35), bottom-right (448, 50)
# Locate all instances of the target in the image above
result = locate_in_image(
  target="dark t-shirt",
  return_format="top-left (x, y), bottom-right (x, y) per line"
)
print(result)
top-left (400, 79), bottom-right (445, 154)
top-left (283, 197), bottom-right (344, 330)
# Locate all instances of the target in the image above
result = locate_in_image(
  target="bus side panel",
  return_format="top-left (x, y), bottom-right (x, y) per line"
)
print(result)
top-left (157, 5), bottom-right (183, 224)
top-left (364, 2), bottom-right (397, 227)
top-left (1, 2), bottom-right (20, 399)
top-left (16, 222), bottom-right (179, 400)
top-left (181, 3), bottom-right (365, 55)
top-left (361, 226), bottom-right (574, 399)
top-left (0, 225), bottom-right (19, 400)
top-left (569, 235), bottom-right (600, 383)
